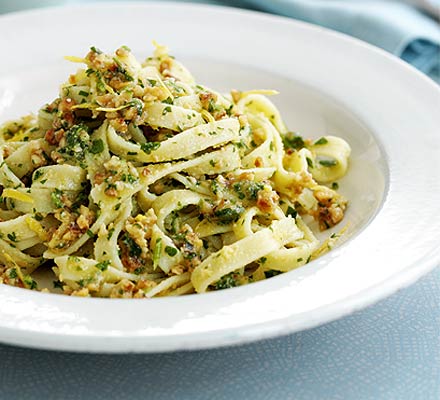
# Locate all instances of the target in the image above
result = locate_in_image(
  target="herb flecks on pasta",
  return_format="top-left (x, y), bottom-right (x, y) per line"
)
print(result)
top-left (0, 44), bottom-right (350, 297)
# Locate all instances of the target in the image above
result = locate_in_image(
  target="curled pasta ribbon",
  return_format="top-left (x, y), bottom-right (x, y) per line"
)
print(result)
top-left (191, 217), bottom-right (303, 293)
top-left (0, 43), bottom-right (351, 297)
top-left (308, 136), bottom-right (351, 183)
top-left (107, 118), bottom-right (240, 163)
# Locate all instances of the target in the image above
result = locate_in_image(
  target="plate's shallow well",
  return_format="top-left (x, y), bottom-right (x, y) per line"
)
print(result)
top-left (0, 2), bottom-right (439, 353)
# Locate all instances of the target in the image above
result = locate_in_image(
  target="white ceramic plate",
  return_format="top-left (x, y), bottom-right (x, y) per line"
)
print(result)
top-left (0, 2), bottom-right (439, 353)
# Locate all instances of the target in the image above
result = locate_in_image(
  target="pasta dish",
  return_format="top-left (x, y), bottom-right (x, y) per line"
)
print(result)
top-left (0, 44), bottom-right (350, 297)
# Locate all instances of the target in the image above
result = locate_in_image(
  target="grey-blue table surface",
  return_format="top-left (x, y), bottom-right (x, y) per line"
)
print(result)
top-left (1, 266), bottom-right (439, 400)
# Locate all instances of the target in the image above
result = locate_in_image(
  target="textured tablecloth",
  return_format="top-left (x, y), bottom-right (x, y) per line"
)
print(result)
top-left (1, 266), bottom-right (439, 400)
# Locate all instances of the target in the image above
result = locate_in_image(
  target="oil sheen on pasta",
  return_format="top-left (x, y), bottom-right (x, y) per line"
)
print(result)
top-left (0, 44), bottom-right (350, 297)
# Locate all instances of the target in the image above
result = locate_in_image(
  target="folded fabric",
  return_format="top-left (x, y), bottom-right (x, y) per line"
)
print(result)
top-left (1, 0), bottom-right (438, 82)
top-left (236, 0), bottom-right (440, 82)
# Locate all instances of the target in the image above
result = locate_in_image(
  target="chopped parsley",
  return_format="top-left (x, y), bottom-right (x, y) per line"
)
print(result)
top-left (57, 124), bottom-right (90, 165)
top-left (33, 169), bottom-right (44, 181)
top-left (212, 272), bottom-right (238, 290)
top-left (246, 182), bottom-right (264, 200)
top-left (89, 139), bottom-right (104, 154)
top-left (112, 57), bottom-right (134, 81)
top-left (165, 246), bottom-right (178, 257)
top-left (121, 234), bottom-right (142, 258)
top-left (133, 266), bottom-right (146, 275)
top-left (129, 98), bottom-right (144, 115)
top-left (90, 46), bottom-right (102, 54)
top-left (23, 276), bottom-right (37, 290)
top-left (233, 183), bottom-right (246, 200)
top-left (214, 205), bottom-right (245, 224)
top-left (51, 188), bottom-right (64, 209)
top-left (162, 106), bottom-right (172, 115)
top-left (8, 268), bottom-right (17, 279)
top-left (141, 141), bottom-right (161, 154)
top-left (286, 206), bottom-right (297, 218)
top-left (121, 174), bottom-right (137, 184)
top-left (314, 137), bottom-right (328, 145)
top-left (207, 98), bottom-right (217, 113)
top-left (282, 132), bottom-right (305, 150)
top-left (162, 97), bottom-right (173, 105)
top-left (95, 260), bottom-right (111, 271)
top-left (7, 232), bottom-right (17, 242)
top-left (264, 270), bottom-right (282, 279)
top-left (77, 277), bottom-right (93, 288)
top-left (319, 159), bottom-right (338, 167)
top-left (53, 280), bottom-right (64, 289)
top-left (71, 189), bottom-right (89, 211)
top-left (232, 181), bottom-right (264, 201)
top-left (107, 227), bottom-right (115, 240)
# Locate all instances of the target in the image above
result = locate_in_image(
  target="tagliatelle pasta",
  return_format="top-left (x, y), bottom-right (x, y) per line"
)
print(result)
top-left (0, 43), bottom-right (350, 298)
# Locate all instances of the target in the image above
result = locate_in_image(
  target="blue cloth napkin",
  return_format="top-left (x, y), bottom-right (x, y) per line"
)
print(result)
top-left (1, 1), bottom-right (439, 80)
top-left (237, 0), bottom-right (440, 82)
